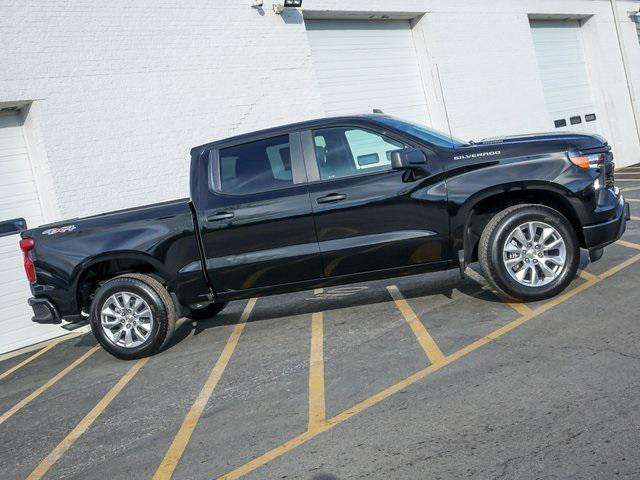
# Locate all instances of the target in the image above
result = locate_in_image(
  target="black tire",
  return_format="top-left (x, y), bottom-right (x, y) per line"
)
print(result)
top-left (186, 302), bottom-right (227, 320)
top-left (478, 204), bottom-right (579, 302)
top-left (90, 274), bottom-right (176, 360)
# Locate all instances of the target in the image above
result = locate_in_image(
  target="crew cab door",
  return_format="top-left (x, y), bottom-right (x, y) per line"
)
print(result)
top-left (194, 132), bottom-right (322, 294)
top-left (301, 123), bottom-right (449, 277)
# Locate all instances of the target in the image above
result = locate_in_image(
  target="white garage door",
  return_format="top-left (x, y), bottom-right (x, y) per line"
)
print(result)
top-left (306, 20), bottom-right (429, 125)
top-left (530, 20), bottom-right (600, 133)
top-left (0, 110), bottom-right (63, 354)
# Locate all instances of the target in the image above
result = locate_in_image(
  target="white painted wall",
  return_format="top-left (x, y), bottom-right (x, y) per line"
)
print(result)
top-left (0, 1), bottom-right (325, 221)
top-left (310, 0), bottom-right (640, 165)
top-left (0, 0), bottom-right (639, 226)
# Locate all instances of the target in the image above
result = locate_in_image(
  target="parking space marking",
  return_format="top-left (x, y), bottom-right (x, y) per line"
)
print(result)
top-left (0, 342), bottom-right (58, 381)
top-left (578, 270), bottom-right (598, 282)
top-left (626, 198), bottom-right (640, 202)
top-left (217, 252), bottom-right (640, 480)
top-left (463, 268), bottom-right (533, 316)
top-left (617, 239), bottom-right (640, 251)
top-left (26, 357), bottom-right (149, 480)
top-left (631, 216), bottom-right (640, 221)
top-left (308, 311), bottom-right (326, 431)
top-left (621, 185), bottom-right (640, 192)
top-left (0, 345), bottom-right (100, 426)
top-left (153, 298), bottom-right (257, 480)
top-left (387, 285), bottom-right (445, 365)
top-left (599, 252), bottom-right (640, 280)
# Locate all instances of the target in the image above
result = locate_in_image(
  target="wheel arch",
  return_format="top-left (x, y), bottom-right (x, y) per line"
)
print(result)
top-left (457, 183), bottom-right (584, 265)
top-left (74, 252), bottom-right (171, 314)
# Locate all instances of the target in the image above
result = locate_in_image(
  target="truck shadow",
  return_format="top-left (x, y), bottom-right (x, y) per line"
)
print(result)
top-left (165, 270), bottom-right (492, 351)
top-left (164, 253), bottom-right (591, 352)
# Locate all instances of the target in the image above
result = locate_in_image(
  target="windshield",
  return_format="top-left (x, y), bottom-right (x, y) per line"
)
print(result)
top-left (373, 116), bottom-right (465, 148)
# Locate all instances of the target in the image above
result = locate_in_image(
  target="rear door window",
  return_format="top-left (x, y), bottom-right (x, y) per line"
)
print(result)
top-left (216, 135), bottom-right (293, 195)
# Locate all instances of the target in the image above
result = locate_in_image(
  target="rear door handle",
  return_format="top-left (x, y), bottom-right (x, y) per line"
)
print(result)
top-left (207, 212), bottom-right (234, 222)
top-left (317, 193), bottom-right (347, 204)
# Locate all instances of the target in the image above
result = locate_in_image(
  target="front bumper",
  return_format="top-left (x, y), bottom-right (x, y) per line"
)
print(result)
top-left (582, 197), bottom-right (629, 250)
top-left (28, 297), bottom-right (61, 324)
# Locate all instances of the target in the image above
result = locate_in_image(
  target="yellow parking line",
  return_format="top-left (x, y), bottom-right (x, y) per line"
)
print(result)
top-left (308, 311), bottom-right (326, 431)
top-left (153, 298), bottom-right (257, 480)
top-left (26, 357), bottom-right (149, 480)
top-left (387, 285), bottom-right (445, 365)
top-left (216, 252), bottom-right (640, 480)
top-left (599, 253), bottom-right (640, 280)
top-left (506, 301), bottom-right (534, 316)
top-left (578, 270), bottom-right (598, 282)
top-left (0, 345), bottom-right (100, 426)
top-left (0, 342), bottom-right (58, 382)
top-left (616, 239), bottom-right (640, 251)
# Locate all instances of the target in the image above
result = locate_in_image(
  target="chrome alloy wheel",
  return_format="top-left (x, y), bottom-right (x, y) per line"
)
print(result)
top-left (100, 292), bottom-right (154, 348)
top-left (502, 221), bottom-right (567, 287)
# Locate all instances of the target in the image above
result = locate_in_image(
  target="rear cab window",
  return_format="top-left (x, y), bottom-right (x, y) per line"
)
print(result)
top-left (212, 135), bottom-right (295, 195)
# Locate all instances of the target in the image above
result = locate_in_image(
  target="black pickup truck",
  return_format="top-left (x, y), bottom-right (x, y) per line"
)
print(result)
top-left (2, 114), bottom-right (629, 359)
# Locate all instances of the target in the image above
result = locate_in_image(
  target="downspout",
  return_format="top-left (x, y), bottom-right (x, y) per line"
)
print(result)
top-left (609, 0), bottom-right (640, 148)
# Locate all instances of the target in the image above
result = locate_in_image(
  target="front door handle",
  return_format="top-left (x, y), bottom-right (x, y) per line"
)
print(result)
top-left (207, 212), bottom-right (234, 222)
top-left (317, 193), bottom-right (347, 204)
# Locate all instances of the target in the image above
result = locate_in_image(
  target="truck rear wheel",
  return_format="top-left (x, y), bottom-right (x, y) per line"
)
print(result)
top-left (90, 274), bottom-right (176, 359)
top-left (478, 204), bottom-right (579, 302)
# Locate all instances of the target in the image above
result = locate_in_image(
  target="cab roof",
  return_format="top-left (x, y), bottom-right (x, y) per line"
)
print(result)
top-left (191, 114), bottom-right (391, 155)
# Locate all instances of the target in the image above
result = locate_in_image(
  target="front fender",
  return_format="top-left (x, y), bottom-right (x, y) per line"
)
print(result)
top-left (446, 154), bottom-right (594, 260)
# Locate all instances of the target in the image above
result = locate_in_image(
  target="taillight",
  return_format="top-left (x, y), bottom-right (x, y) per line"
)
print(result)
top-left (19, 237), bottom-right (36, 283)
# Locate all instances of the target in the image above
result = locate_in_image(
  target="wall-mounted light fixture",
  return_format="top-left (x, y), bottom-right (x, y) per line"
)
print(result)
top-left (250, 0), bottom-right (263, 7)
top-left (273, 0), bottom-right (302, 14)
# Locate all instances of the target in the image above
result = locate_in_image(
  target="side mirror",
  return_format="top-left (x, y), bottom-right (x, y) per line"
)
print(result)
top-left (390, 147), bottom-right (427, 170)
top-left (0, 218), bottom-right (27, 238)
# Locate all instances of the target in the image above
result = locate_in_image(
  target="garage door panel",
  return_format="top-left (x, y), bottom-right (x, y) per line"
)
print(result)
top-left (0, 147), bottom-right (28, 158)
top-left (0, 180), bottom-right (39, 198)
top-left (0, 171), bottom-right (42, 188)
top-left (312, 56), bottom-right (422, 73)
top-left (0, 111), bottom-right (59, 353)
top-left (531, 20), bottom-right (598, 133)
top-left (0, 159), bottom-right (33, 175)
top-left (306, 19), bottom-right (429, 125)
top-left (0, 203), bottom-right (41, 223)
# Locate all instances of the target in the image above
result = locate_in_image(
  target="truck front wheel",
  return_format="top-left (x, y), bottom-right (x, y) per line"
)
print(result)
top-left (478, 204), bottom-right (580, 302)
top-left (90, 274), bottom-right (176, 359)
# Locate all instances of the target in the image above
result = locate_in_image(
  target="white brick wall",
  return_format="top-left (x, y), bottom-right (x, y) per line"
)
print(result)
top-left (0, 1), bottom-right (325, 220)
top-left (1, 0), bottom-right (639, 224)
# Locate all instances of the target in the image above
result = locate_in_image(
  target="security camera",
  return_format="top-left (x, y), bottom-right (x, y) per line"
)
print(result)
top-left (273, 0), bottom-right (302, 14)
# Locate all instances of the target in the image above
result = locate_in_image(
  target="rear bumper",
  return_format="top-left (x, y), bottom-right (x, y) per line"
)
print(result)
top-left (582, 197), bottom-right (629, 250)
top-left (28, 297), bottom-right (61, 324)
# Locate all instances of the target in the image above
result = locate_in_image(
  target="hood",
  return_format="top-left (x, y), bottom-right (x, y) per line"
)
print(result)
top-left (475, 131), bottom-right (608, 152)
